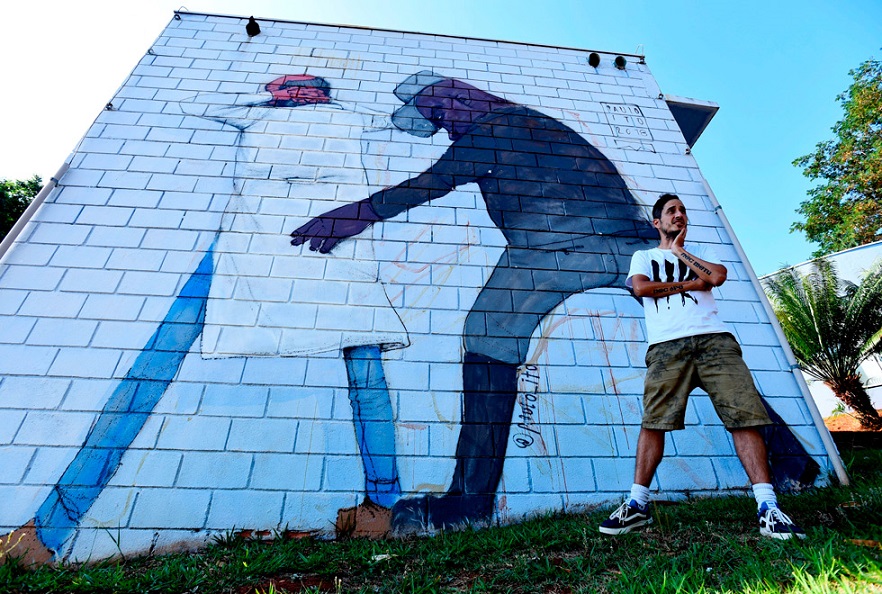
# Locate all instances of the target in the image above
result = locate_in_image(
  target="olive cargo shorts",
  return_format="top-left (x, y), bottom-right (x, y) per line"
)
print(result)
top-left (642, 332), bottom-right (771, 431)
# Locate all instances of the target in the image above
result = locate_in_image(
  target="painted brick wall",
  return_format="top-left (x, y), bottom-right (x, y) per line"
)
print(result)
top-left (0, 12), bottom-right (833, 562)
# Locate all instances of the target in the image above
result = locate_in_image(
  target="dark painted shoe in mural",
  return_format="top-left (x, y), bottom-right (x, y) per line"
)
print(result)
top-left (0, 520), bottom-right (54, 566)
top-left (390, 496), bottom-right (430, 532)
top-left (391, 493), bottom-right (495, 532)
top-left (335, 499), bottom-right (392, 539)
top-left (429, 493), bottom-right (495, 529)
top-left (598, 501), bottom-right (653, 535)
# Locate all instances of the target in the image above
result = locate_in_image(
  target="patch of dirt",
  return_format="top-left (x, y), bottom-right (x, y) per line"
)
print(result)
top-left (237, 575), bottom-right (339, 594)
top-left (824, 409), bottom-right (882, 431)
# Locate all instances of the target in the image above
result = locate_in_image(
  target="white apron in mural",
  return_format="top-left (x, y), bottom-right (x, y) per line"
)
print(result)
top-left (184, 96), bottom-right (408, 358)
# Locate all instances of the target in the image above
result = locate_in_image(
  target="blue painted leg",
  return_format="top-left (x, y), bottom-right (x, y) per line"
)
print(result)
top-left (34, 250), bottom-right (213, 552)
top-left (344, 345), bottom-right (400, 508)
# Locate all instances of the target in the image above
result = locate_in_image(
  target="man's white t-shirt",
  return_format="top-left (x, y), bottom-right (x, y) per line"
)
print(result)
top-left (626, 243), bottom-right (730, 345)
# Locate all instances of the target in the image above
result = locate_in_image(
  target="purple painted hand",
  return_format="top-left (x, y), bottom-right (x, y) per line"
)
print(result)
top-left (290, 198), bottom-right (382, 254)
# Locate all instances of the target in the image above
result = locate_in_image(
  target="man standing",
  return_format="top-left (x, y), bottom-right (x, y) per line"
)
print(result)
top-left (599, 193), bottom-right (806, 540)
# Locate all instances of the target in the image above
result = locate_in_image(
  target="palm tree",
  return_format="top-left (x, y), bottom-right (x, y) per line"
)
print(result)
top-left (763, 258), bottom-right (882, 430)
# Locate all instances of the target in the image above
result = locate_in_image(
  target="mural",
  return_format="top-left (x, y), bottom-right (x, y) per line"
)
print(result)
top-left (293, 71), bottom-right (661, 530)
top-left (186, 74), bottom-right (407, 517)
top-left (0, 13), bottom-right (831, 564)
top-left (2, 74), bottom-right (416, 559)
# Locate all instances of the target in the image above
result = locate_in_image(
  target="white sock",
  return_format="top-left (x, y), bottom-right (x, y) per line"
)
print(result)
top-left (629, 483), bottom-right (651, 508)
top-left (752, 483), bottom-right (777, 510)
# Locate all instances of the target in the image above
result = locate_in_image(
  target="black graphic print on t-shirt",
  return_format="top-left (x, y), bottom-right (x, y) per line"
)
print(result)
top-left (650, 258), bottom-right (698, 310)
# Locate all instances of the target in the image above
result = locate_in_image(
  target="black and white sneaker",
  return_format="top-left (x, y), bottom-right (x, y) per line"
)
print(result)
top-left (599, 500), bottom-right (653, 535)
top-left (758, 503), bottom-right (806, 540)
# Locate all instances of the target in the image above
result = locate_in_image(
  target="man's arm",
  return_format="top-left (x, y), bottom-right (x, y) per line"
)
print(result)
top-left (367, 169), bottom-right (457, 220)
top-left (290, 146), bottom-right (478, 253)
top-left (670, 227), bottom-right (727, 286)
top-left (630, 274), bottom-right (712, 298)
top-left (180, 93), bottom-right (265, 122)
top-left (290, 198), bottom-right (382, 253)
top-left (367, 144), bottom-right (481, 219)
top-left (289, 169), bottom-right (458, 254)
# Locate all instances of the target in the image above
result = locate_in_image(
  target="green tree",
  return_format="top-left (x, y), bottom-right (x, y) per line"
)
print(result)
top-left (763, 258), bottom-right (882, 430)
top-left (0, 175), bottom-right (43, 242)
top-left (791, 57), bottom-right (882, 256)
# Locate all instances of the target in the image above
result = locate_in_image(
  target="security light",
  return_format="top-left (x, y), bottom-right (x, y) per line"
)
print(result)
top-left (246, 16), bottom-right (261, 37)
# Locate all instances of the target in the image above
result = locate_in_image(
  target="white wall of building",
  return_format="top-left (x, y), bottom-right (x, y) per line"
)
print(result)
top-left (0, 12), bottom-right (835, 561)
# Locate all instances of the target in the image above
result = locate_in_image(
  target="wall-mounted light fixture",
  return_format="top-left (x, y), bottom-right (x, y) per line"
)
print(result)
top-left (588, 53), bottom-right (600, 68)
top-left (246, 16), bottom-right (261, 37)
top-left (614, 56), bottom-right (627, 70)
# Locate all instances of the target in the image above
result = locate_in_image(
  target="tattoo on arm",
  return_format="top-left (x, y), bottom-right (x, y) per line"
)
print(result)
top-left (678, 251), bottom-right (712, 276)
top-left (651, 284), bottom-right (684, 296)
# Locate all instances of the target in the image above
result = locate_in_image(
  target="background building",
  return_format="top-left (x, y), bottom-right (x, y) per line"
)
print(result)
top-left (762, 241), bottom-right (882, 418)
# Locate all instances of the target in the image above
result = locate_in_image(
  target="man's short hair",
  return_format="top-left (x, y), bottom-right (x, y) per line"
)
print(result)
top-left (652, 193), bottom-right (681, 220)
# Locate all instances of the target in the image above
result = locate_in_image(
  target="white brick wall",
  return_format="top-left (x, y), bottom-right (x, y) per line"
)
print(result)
top-left (0, 12), bottom-right (835, 562)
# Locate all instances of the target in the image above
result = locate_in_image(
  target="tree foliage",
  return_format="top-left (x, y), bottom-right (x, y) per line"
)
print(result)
top-left (791, 58), bottom-right (882, 256)
top-left (763, 258), bottom-right (882, 429)
top-left (0, 175), bottom-right (42, 242)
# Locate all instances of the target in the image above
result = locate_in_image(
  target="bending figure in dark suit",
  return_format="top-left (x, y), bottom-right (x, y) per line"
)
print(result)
top-left (292, 71), bottom-right (657, 530)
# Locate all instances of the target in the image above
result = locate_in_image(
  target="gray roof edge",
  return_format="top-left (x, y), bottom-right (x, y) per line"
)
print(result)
top-left (173, 10), bottom-right (647, 59)
top-left (662, 94), bottom-right (720, 109)
top-left (759, 239), bottom-right (882, 279)
top-left (663, 94), bottom-right (720, 147)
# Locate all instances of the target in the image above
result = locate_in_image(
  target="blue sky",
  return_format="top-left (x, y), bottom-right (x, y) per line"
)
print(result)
top-left (1, 0), bottom-right (879, 275)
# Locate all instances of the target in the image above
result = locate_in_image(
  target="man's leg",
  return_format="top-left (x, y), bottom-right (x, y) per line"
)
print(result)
top-left (731, 427), bottom-right (772, 485)
top-left (343, 345), bottom-right (400, 508)
top-left (436, 353), bottom-right (519, 521)
top-left (597, 427), bottom-right (663, 535)
top-left (601, 336), bottom-right (696, 536)
top-left (2, 250), bottom-right (213, 563)
top-left (634, 428), bottom-right (666, 487)
top-left (390, 351), bottom-right (519, 531)
top-left (625, 427), bottom-right (665, 527)
top-left (393, 250), bottom-right (578, 530)
top-left (695, 334), bottom-right (805, 539)
top-left (732, 426), bottom-right (806, 539)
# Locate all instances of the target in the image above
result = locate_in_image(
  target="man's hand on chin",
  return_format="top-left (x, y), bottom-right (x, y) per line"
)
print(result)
top-left (671, 226), bottom-right (687, 256)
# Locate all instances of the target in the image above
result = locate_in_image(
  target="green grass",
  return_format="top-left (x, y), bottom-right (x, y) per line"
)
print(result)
top-left (3, 449), bottom-right (882, 593)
